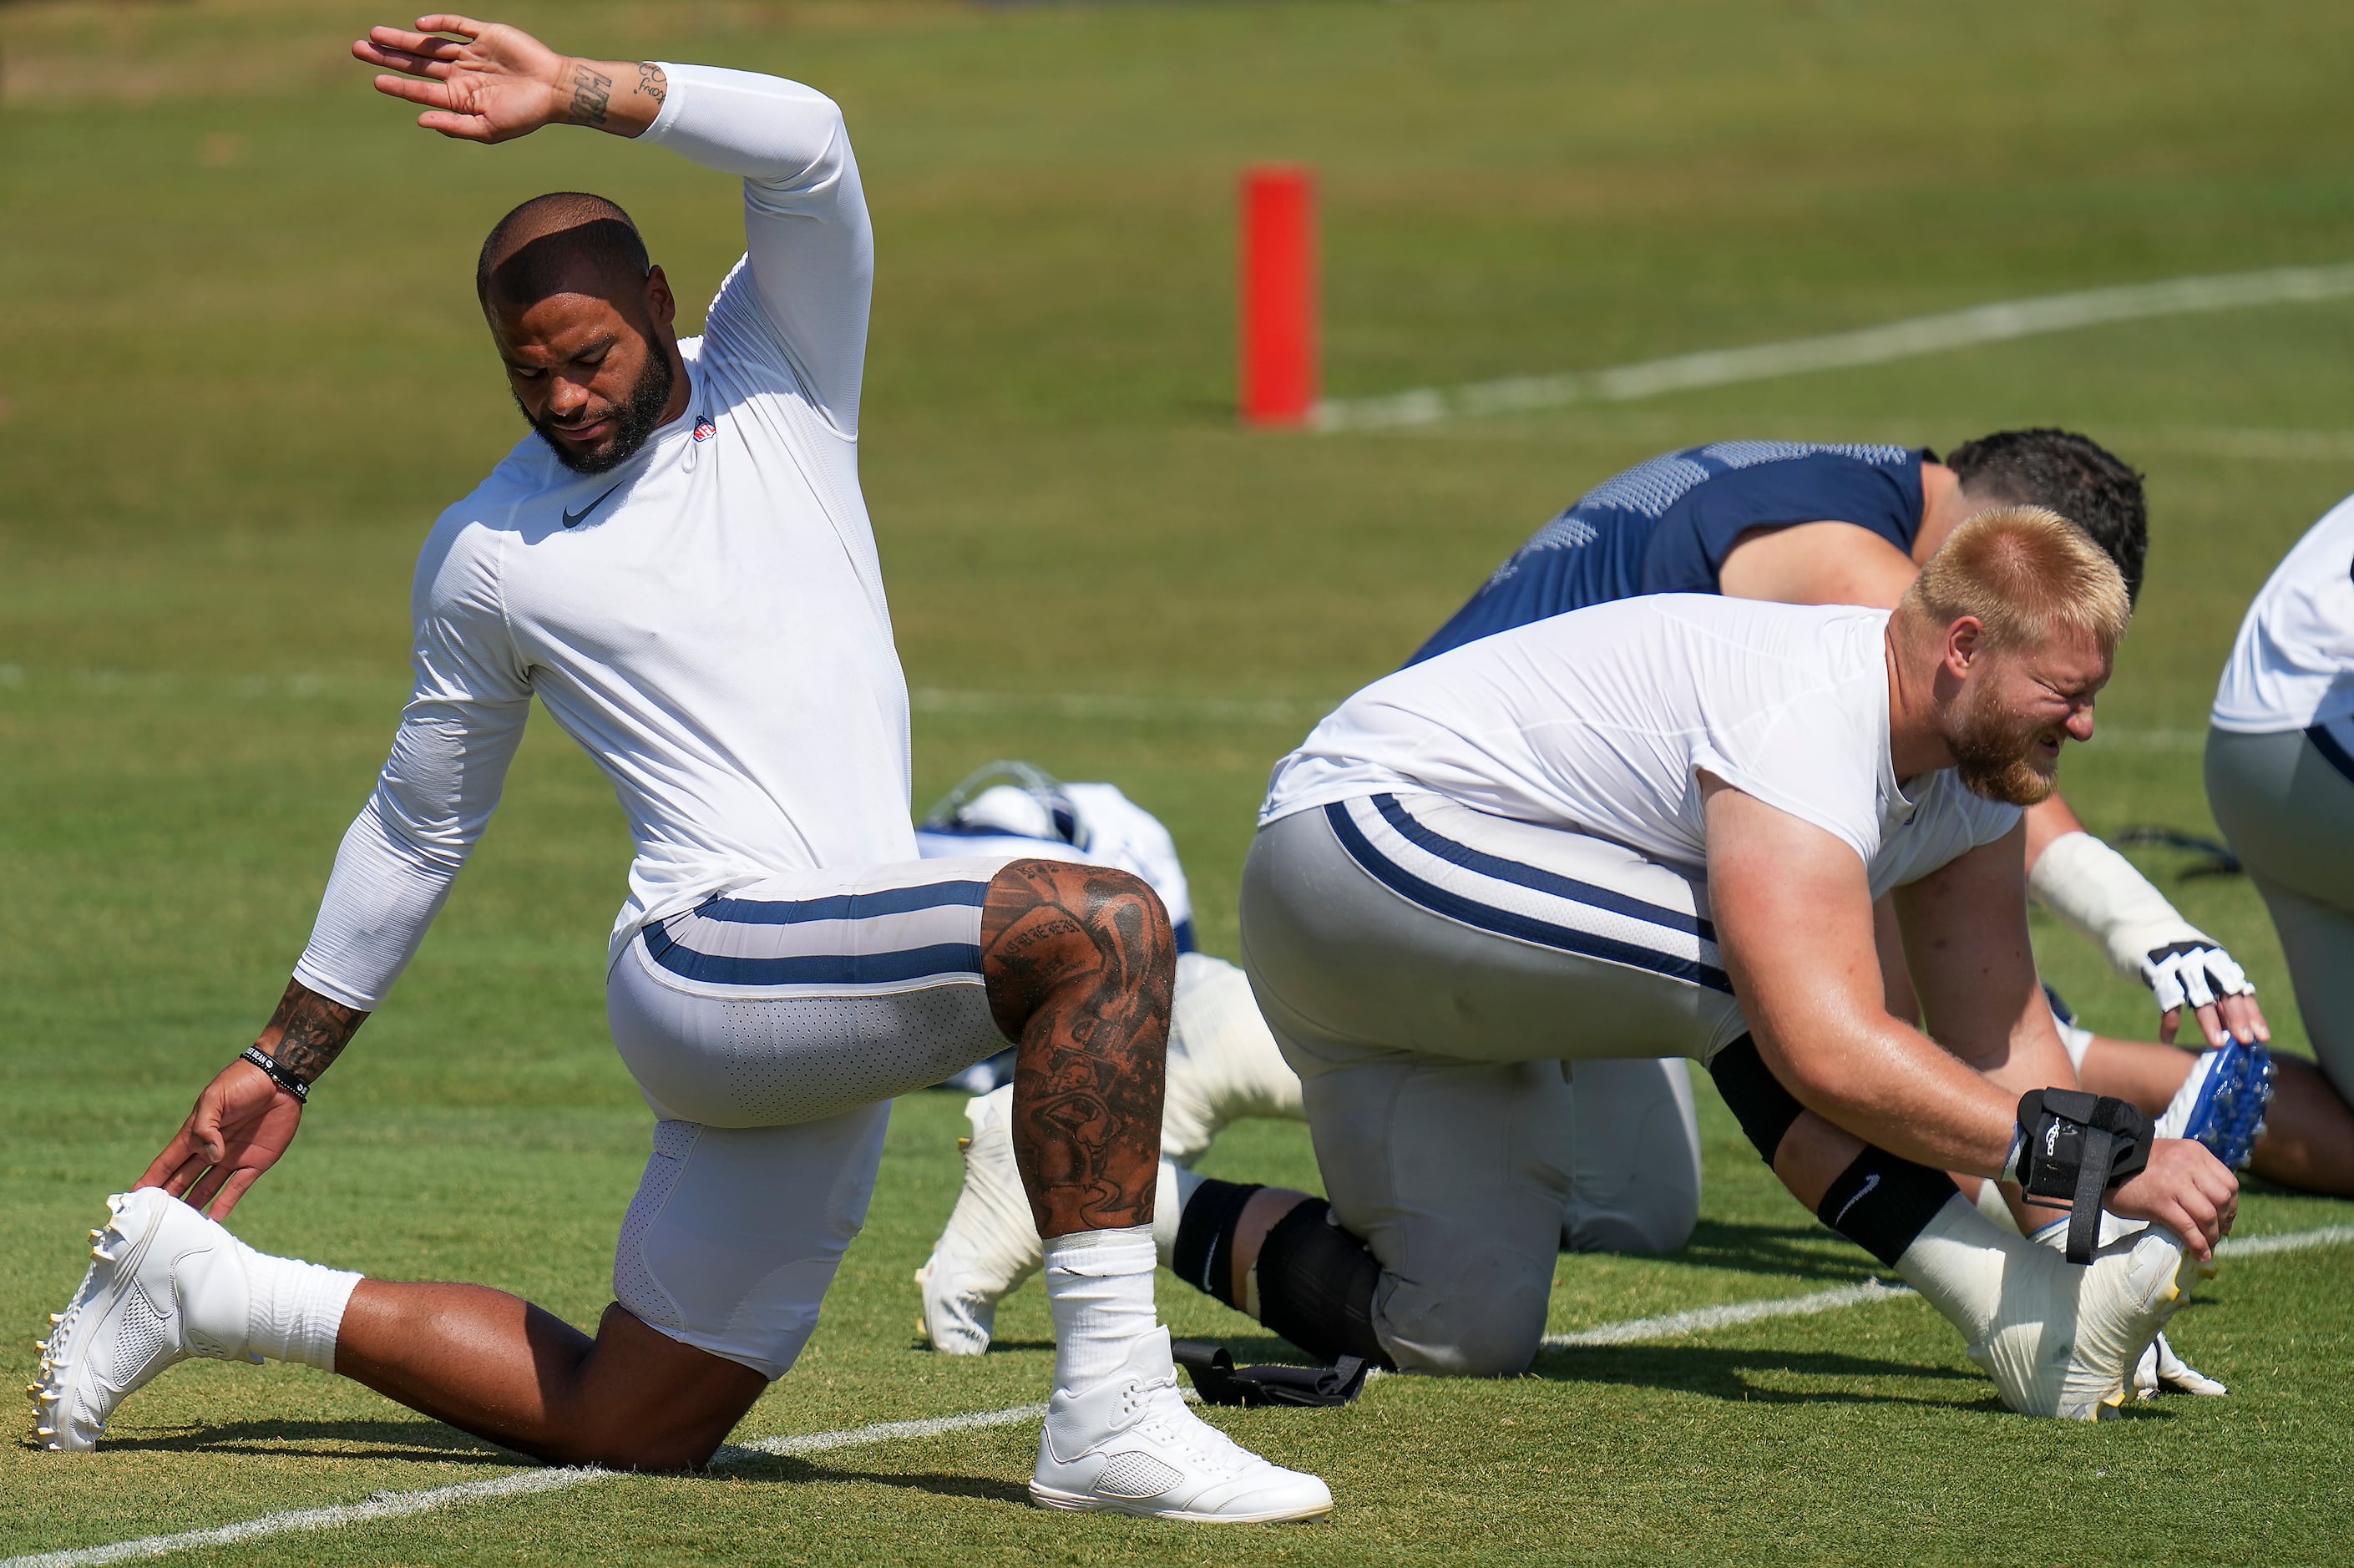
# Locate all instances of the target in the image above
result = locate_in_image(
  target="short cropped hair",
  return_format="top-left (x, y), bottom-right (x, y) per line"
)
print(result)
top-left (1941, 428), bottom-right (2148, 604)
top-left (1897, 505), bottom-right (2131, 656)
top-left (476, 192), bottom-right (651, 310)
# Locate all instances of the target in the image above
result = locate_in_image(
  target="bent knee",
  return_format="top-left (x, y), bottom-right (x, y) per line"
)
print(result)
top-left (984, 860), bottom-right (1177, 1018)
top-left (1565, 1189), bottom-right (1698, 1258)
top-left (1380, 1270), bottom-right (1551, 1378)
top-left (1562, 1196), bottom-right (1694, 1262)
top-left (547, 1306), bottom-right (767, 1470)
top-left (561, 1424), bottom-right (732, 1472)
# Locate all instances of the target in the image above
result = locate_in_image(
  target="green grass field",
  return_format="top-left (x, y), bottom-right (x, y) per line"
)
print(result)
top-left (6, 0), bottom-right (2354, 1561)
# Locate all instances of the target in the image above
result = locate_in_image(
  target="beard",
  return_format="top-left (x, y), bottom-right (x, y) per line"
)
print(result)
top-left (519, 347), bottom-right (676, 476)
top-left (1944, 678), bottom-right (2061, 807)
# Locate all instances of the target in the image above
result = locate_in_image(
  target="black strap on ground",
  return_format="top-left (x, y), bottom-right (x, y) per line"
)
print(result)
top-left (1170, 1338), bottom-right (1371, 1409)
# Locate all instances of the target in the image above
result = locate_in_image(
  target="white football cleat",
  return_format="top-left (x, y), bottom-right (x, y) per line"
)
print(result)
top-left (33, 1189), bottom-right (254, 1452)
top-left (2133, 1332), bottom-right (2228, 1399)
top-left (916, 1087), bottom-right (1042, 1356)
top-left (1969, 1227), bottom-right (2192, 1420)
top-left (2154, 1039), bottom-right (2273, 1171)
top-left (1030, 1329), bottom-right (1333, 1522)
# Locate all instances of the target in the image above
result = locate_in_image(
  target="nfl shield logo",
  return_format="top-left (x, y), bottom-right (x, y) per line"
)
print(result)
top-left (691, 415), bottom-right (716, 442)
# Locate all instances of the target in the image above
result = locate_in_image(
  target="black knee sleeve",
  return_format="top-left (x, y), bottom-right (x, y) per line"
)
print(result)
top-left (1254, 1199), bottom-right (1390, 1368)
top-left (1170, 1179), bottom-right (1261, 1310)
top-left (1709, 1034), bottom-right (1807, 1164)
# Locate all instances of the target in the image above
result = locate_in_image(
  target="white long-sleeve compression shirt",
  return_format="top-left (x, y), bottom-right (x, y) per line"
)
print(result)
top-left (294, 63), bottom-right (913, 1011)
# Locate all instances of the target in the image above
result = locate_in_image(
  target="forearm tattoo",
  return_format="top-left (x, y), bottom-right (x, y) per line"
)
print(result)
top-left (255, 978), bottom-right (369, 1087)
top-left (569, 63), bottom-right (614, 127)
top-left (982, 862), bottom-right (1173, 1236)
top-left (636, 62), bottom-right (667, 104)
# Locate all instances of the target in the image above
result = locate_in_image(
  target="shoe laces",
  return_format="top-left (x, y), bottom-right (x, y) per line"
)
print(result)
top-left (1121, 1374), bottom-right (1254, 1479)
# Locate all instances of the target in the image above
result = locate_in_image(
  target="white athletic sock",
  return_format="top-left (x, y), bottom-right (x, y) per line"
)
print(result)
top-left (234, 1239), bottom-right (362, 1371)
top-left (1892, 1194), bottom-right (2037, 1343)
top-left (1152, 1163), bottom-right (1205, 1267)
top-left (1043, 1225), bottom-right (1158, 1393)
top-left (1974, 1177), bottom-right (2024, 1234)
top-left (2031, 1211), bottom-right (2144, 1251)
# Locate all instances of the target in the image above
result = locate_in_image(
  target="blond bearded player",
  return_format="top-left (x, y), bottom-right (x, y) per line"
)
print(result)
top-left (29, 18), bottom-right (1329, 1521)
top-left (1165, 510), bottom-right (2236, 1413)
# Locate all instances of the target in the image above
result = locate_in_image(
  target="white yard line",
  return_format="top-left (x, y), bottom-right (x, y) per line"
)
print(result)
top-left (2210, 1222), bottom-right (2354, 1258)
top-left (1542, 1278), bottom-right (1911, 1348)
top-left (1312, 263), bottom-right (2354, 432)
top-left (13, 1221), bottom-right (2348, 1567)
top-left (0, 1405), bottom-right (1051, 1568)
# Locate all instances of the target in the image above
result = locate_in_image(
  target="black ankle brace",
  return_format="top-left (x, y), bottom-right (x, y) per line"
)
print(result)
top-left (1171, 1178), bottom-right (1262, 1309)
top-left (1815, 1147), bottom-right (1962, 1267)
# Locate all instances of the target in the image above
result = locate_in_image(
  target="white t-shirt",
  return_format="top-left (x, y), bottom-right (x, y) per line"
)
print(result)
top-left (1262, 595), bottom-right (2019, 898)
top-left (2211, 493), bottom-right (2354, 733)
top-left (295, 64), bottom-right (909, 1011)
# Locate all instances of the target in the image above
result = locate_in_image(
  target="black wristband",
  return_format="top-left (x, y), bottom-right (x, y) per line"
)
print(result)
top-left (2015, 1088), bottom-right (2151, 1263)
top-left (240, 1045), bottom-right (310, 1103)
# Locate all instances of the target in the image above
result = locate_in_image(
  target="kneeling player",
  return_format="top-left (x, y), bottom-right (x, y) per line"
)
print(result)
top-left (912, 767), bottom-right (1701, 1354)
top-left (1170, 509), bottom-right (2236, 1415)
top-left (916, 432), bottom-right (2273, 1363)
top-left (30, 19), bottom-right (1326, 1521)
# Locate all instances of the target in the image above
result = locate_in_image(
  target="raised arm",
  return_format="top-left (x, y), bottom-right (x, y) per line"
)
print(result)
top-left (140, 524), bottom-right (531, 1217)
top-left (357, 17), bottom-right (872, 429)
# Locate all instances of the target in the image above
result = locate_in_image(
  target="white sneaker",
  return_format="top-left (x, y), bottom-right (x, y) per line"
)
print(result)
top-left (1030, 1328), bottom-right (1333, 1522)
top-left (916, 1087), bottom-right (1043, 1356)
top-left (2133, 1332), bottom-right (2228, 1399)
top-left (31, 1190), bottom-right (253, 1452)
top-left (1968, 1227), bottom-right (2192, 1420)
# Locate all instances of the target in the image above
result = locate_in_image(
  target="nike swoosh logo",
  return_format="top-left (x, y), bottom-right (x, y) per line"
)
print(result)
top-left (1830, 1172), bottom-right (1880, 1227)
top-left (562, 483), bottom-right (623, 529)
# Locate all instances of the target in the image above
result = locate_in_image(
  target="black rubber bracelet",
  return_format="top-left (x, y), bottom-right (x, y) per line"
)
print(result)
top-left (240, 1045), bottom-right (310, 1103)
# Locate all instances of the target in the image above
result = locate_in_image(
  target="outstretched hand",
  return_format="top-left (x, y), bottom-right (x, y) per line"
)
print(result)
top-left (138, 1060), bottom-right (305, 1221)
top-left (355, 16), bottom-right (580, 143)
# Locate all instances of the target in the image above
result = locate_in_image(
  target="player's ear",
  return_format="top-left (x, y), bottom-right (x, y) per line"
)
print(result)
top-left (643, 264), bottom-right (676, 330)
top-left (1944, 615), bottom-right (1985, 675)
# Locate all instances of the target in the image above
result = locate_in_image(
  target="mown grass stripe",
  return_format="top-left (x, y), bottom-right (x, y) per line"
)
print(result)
top-left (1313, 263), bottom-right (2354, 432)
top-left (8, 1224), bottom-right (2348, 1567)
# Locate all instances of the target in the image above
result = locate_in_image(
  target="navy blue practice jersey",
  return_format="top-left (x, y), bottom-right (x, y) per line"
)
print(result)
top-left (1408, 441), bottom-right (1930, 665)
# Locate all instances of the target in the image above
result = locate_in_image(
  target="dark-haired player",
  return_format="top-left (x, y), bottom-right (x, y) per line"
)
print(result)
top-left (921, 432), bottom-right (2271, 1397)
top-left (1417, 432), bottom-right (2262, 1052)
top-left (31, 15), bottom-right (1329, 1522)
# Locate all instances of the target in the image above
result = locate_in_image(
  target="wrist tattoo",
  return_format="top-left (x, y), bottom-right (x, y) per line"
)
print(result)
top-left (570, 63), bottom-right (614, 126)
top-left (256, 978), bottom-right (368, 1087)
top-left (637, 62), bottom-right (667, 104)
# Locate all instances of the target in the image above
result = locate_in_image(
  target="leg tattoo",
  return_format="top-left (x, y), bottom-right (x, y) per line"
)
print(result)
top-left (982, 860), bottom-right (1173, 1238)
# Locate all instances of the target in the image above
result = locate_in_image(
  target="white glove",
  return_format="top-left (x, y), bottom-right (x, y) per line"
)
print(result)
top-left (2139, 941), bottom-right (2254, 1017)
top-left (2027, 832), bottom-right (2256, 1005)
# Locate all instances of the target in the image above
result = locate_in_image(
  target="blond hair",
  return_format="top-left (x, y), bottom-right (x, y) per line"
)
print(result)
top-left (1896, 505), bottom-right (2131, 654)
